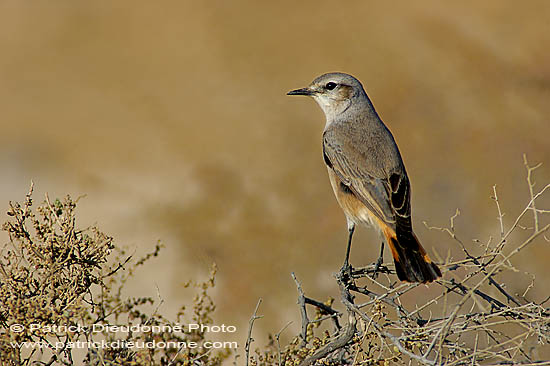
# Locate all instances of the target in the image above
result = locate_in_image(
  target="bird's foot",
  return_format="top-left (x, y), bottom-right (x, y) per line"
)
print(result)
top-left (371, 241), bottom-right (385, 279)
top-left (338, 261), bottom-right (354, 287)
top-left (372, 255), bottom-right (384, 279)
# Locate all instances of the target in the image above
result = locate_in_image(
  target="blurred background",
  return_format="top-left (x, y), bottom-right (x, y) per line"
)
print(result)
top-left (1, 0), bottom-right (549, 351)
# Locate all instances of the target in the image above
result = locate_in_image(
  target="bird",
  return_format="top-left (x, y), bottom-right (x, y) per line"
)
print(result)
top-left (287, 72), bottom-right (441, 283)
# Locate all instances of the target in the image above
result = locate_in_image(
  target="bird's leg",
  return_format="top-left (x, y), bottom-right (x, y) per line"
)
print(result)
top-left (372, 241), bottom-right (384, 276)
top-left (339, 223), bottom-right (355, 283)
top-left (342, 223), bottom-right (355, 269)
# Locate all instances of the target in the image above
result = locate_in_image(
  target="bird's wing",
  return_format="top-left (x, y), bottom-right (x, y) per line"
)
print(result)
top-left (387, 168), bottom-right (412, 233)
top-left (323, 128), bottom-right (412, 231)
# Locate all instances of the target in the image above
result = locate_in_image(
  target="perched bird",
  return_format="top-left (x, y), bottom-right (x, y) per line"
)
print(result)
top-left (287, 72), bottom-right (441, 283)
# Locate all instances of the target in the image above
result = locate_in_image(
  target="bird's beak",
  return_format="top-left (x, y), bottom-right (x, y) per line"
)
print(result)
top-left (287, 87), bottom-right (314, 96)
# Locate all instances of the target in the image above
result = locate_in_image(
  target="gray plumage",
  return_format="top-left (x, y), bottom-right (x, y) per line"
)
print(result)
top-left (288, 72), bottom-right (441, 283)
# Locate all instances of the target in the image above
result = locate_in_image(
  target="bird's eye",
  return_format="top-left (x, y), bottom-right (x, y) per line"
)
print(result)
top-left (325, 82), bottom-right (337, 90)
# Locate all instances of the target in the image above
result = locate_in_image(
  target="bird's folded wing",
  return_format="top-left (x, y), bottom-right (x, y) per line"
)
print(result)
top-left (323, 130), bottom-right (411, 230)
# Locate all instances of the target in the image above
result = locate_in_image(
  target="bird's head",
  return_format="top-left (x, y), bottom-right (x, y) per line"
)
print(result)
top-left (287, 72), bottom-right (368, 119)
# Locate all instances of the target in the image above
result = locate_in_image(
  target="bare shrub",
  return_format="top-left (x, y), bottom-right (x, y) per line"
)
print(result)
top-left (0, 183), bottom-right (231, 366)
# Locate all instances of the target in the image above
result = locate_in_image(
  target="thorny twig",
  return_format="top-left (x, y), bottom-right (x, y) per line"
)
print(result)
top-left (275, 321), bottom-right (292, 366)
top-left (245, 298), bottom-right (263, 366)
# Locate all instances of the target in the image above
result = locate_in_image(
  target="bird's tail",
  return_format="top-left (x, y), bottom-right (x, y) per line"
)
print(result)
top-left (384, 229), bottom-right (441, 283)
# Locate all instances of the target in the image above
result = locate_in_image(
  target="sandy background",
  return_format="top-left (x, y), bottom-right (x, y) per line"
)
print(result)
top-left (1, 0), bottom-right (549, 353)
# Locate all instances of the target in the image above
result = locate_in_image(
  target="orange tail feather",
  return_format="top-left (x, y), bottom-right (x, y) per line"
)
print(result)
top-left (383, 227), bottom-right (441, 283)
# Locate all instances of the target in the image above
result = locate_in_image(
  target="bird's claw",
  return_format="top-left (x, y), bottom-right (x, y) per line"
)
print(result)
top-left (338, 261), bottom-right (354, 286)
